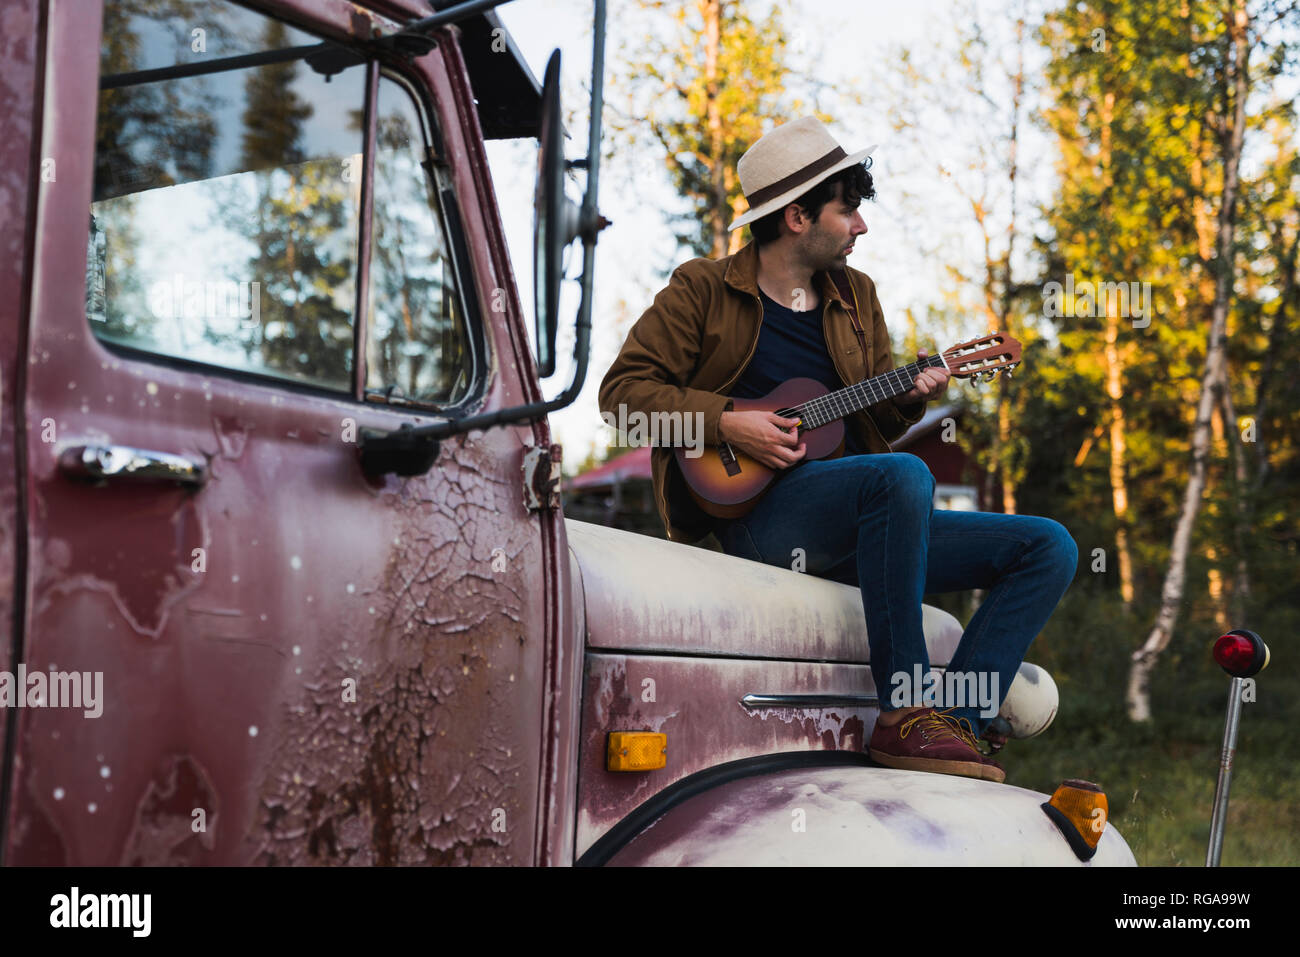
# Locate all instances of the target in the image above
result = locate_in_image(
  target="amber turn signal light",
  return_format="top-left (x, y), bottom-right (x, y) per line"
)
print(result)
top-left (1041, 779), bottom-right (1108, 861)
top-left (606, 732), bottom-right (667, 772)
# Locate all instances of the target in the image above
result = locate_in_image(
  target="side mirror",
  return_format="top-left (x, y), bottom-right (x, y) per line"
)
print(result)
top-left (533, 50), bottom-right (581, 378)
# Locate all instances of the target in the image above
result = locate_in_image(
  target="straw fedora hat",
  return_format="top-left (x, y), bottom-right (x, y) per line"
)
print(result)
top-left (728, 117), bottom-right (875, 232)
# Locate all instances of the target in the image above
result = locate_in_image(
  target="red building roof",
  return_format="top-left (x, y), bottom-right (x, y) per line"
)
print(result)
top-left (567, 446), bottom-right (653, 489)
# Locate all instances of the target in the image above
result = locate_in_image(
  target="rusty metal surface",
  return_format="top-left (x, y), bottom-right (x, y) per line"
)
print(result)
top-left (0, 0), bottom-right (40, 859)
top-left (522, 444), bottom-right (562, 511)
top-left (566, 518), bottom-right (964, 663)
top-left (576, 652), bottom-right (884, 857)
top-left (568, 519), bottom-right (974, 858)
top-left (428, 5), bottom-right (579, 867)
top-left (533, 543), bottom-right (584, 865)
top-left (604, 765), bottom-right (1138, 866)
top-left (6, 0), bottom-right (559, 865)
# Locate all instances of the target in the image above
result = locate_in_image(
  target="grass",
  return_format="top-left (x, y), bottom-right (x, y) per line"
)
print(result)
top-left (945, 587), bottom-right (1300, 866)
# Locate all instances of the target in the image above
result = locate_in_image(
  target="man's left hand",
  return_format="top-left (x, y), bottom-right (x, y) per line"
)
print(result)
top-left (896, 349), bottom-right (950, 405)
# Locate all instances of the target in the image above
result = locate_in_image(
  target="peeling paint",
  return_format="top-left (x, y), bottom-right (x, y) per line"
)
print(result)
top-left (576, 652), bottom-right (881, 856)
top-left (32, 482), bottom-right (207, 639)
top-left (9, 0), bottom-right (560, 868)
top-left (568, 520), bottom-right (966, 858)
top-left (246, 446), bottom-right (541, 866)
top-left (120, 756), bottom-right (218, 865)
top-left (569, 519), bottom-right (964, 664)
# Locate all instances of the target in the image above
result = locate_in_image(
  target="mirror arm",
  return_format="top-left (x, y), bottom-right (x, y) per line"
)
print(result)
top-left (397, 0), bottom-right (523, 34)
top-left (360, 0), bottom-right (607, 477)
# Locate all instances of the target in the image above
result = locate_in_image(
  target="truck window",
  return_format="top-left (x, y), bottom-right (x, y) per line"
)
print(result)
top-left (88, 1), bottom-right (365, 392)
top-left (364, 76), bottom-right (476, 408)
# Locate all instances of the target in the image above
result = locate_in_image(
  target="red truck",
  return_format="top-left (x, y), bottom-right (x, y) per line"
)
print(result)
top-left (0, 0), bottom-right (1133, 866)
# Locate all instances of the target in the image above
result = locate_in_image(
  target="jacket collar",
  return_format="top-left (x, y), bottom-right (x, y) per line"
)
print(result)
top-left (723, 238), bottom-right (849, 308)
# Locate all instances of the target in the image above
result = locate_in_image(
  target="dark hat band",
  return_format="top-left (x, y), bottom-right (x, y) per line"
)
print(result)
top-left (744, 146), bottom-right (848, 209)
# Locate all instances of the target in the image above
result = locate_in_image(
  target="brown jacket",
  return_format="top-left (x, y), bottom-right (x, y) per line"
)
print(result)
top-left (598, 238), bottom-right (926, 543)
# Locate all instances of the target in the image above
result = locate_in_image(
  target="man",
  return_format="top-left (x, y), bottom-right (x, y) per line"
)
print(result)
top-left (598, 117), bottom-right (1078, 784)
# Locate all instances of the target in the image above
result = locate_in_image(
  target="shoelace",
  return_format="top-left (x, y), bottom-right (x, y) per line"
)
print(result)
top-left (981, 726), bottom-right (1007, 754)
top-left (899, 708), bottom-right (983, 753)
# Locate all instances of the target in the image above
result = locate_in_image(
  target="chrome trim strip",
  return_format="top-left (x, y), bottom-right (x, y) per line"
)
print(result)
top-left (742, 693), bottom-right (879, 710)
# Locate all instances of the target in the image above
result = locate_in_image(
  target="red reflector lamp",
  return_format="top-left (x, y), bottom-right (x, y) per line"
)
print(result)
top-left (1212, 629), bottom-right (1269, 678)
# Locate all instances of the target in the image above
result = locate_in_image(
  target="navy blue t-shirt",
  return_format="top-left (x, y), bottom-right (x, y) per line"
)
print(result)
top-left (728, 289), bottom-right (864, 455)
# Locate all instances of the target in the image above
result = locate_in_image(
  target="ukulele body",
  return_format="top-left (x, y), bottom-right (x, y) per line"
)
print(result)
top-left (675, 377), bottom-right (845, 519)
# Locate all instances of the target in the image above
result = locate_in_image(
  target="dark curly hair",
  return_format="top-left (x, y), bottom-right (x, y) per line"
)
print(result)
top-left (749, 160), bottom-right (876, 245)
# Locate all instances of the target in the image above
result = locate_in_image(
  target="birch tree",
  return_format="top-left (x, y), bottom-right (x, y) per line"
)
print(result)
top-left (881, 0), bottom-right (1045, 514)
top-left (1127, 0), bottom-right (1252, 721)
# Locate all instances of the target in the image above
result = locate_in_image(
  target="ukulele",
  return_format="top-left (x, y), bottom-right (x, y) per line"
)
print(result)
top-left (675, 332), bottom-right (1022, 519)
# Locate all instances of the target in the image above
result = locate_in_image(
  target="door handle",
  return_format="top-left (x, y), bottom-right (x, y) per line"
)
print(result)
top-left (58, 444), bottom-right (208, 487)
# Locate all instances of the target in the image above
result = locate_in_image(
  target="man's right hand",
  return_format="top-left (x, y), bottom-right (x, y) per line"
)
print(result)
top-left (718, 410), bottom-right (807, 470)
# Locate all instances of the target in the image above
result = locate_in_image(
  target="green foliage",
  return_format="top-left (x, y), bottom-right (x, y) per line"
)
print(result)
top-left (608, 0), bottom-right (815, 257)
top-left (1027, 0), bottom-right (1300, 627)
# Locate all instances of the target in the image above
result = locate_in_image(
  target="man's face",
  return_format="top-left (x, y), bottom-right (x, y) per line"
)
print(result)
top-left (795, 181), bottom-right (868, 270)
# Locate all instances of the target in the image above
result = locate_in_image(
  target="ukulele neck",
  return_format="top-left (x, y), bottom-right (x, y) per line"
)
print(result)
top-left (781, 354), bottom-right (949, 429)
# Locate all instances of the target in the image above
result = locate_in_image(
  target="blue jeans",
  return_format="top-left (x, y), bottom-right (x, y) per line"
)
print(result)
top-left (712, 453), bottom-right (1078, 736)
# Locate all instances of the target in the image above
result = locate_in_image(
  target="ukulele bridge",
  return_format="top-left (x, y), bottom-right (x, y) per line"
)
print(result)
top-left (717, 441), bottom-right (742, 476)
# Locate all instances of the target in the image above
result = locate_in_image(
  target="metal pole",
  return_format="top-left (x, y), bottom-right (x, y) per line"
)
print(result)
top-left (1206, 676), bottom-right (1243, 867)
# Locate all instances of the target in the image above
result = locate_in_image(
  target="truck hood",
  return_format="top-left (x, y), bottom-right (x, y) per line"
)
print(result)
top-left (565, 519), bottom-right (963, 663)
top-left (597, 761), bottom-right (1137, 866)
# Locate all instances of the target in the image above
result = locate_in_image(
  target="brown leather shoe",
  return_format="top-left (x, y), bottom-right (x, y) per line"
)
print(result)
top-left (869, 707), bottom-right (1006, 783)
top-left (928, 711), bottom-right (1005, 783)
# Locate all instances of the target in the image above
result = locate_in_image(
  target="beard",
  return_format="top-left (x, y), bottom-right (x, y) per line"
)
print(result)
top-left (805, 238), bottom-right (850, 272)
top-left (795, 222), bottom-right (851, 272)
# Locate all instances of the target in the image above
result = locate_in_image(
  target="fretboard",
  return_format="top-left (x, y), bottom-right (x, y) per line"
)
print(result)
top-left (777, 354), bottom-right (948, 429)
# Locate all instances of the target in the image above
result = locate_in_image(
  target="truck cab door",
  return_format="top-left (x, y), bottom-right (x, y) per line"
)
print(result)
top-left (6, 0), bottom-right (551, 865)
